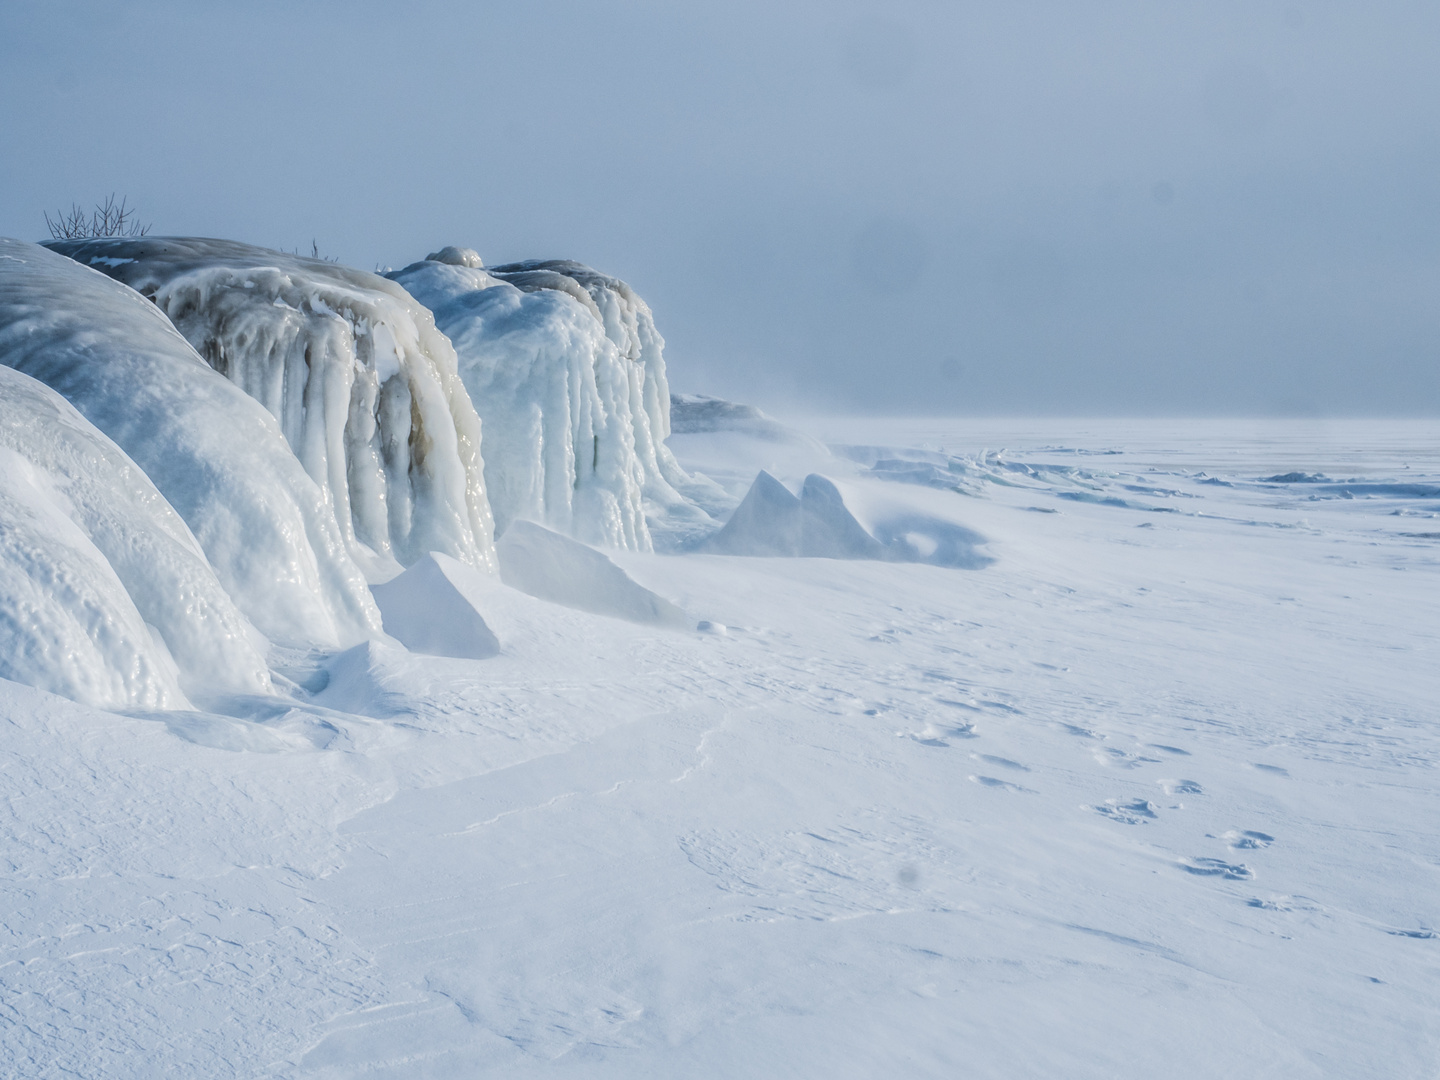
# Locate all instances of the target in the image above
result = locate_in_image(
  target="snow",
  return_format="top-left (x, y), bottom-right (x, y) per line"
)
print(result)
top-left (2, 414), bottom-right (1438, 1078)
top-left (46, 236), bottom-right (496, 579)
top-left (0, 366), bottom-right (271, 700)
top-left (390, 254), bottom-right (726, 549)
top-left (370, 553), bottom-right (501, 661)
top-left (0, 238), bottom-right (381, 650)
top-left (495, 519), bottom-right (690, 628)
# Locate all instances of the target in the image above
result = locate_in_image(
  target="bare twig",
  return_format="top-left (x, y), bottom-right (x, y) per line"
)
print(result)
top-left (44, 194), bottom-right (151, 240)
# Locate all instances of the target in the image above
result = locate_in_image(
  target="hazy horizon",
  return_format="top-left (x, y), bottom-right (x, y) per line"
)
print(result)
top-left (3, 0), bottom-right (1437, 416)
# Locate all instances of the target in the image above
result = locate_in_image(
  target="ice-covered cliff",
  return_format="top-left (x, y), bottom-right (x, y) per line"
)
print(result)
top-left (0, 367), bottom-right (273, 701)
top-left (47, 237), bottom-right (496, 578)
top-left (391, 249), bottom-right (723, 549)
top-left (0, 238), bottom-right (381, 650)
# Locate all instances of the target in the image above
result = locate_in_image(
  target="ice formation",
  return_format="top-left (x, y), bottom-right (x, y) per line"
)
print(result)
top-left (0, 367), bottom-right (272, 699)
top-left (0, 444), bottom-right (189, 710)
top-left (496, 520), bottom-right (690, 627)
top-left (0, 238), bottom-right (381, 649)
top-left (390, 250), bottom-right (723, 549)
top-left (703, 470), bottom-right (992, 567)
top-left (47, 237), bottom-right (496, 578)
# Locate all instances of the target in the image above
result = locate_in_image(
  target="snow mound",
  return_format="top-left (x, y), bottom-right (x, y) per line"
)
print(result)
top-left (669, 393), bottom-right (817, 445)
top-left (0, 445), bottom-right (189, 710)
top-left (0, 238), bottom-right (381, 648)
top-left (495, 520), bottom-right (689, 627)
top-left (702, 471), bottom-right (992, 567)
top-left (392, 254), bottom-right (725, 550)
top-left (48, 236), bottom-right (496, 579)
top-left (370, 553), bottom-right (500, 660)
top-left (0, 367), bottom-right (272, 699)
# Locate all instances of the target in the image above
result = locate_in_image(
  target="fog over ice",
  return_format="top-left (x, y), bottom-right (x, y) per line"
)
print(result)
top-left (2, 0), bottom-right (1436, 415)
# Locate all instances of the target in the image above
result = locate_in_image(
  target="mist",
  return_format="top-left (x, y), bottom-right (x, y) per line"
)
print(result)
top-left (2, 0), bottom-right (1437, 415)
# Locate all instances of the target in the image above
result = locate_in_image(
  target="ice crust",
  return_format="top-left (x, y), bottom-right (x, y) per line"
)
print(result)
top-left (391, 252), bottom-right (722, 549)
top-left (0, 238), bottom-right (381, 649)
top-left (47, 237), bottom-right (496, 579)
top-left (0, 367), bottom-right (272, 699)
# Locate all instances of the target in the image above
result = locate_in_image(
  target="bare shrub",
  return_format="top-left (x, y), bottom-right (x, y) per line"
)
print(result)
top-left (45, 194), bottom-right (151, 240)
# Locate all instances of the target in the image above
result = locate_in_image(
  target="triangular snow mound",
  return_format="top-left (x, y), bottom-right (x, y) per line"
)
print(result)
top-left (0, 444), bottom-right (190, 710)
top-left (389, 254), bottom-right (728, 551)
top-left (0, 238), bottom-right (381, 649)
top-left (495, 520), bottom-right (689, 627)
top-left (47, 236), bottom-right (496, 580)
top-left (370, 553), bottom-right (501, 660)
top-left (701, 470), bottom-right (804, 556)
top-left (702, 471), bottom-right (993, 568)
top-left (0, 367), bottom-right (272, 699)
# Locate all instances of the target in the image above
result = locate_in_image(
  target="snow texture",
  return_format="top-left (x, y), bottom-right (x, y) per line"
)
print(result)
top-left (0, 237), bottom-right (381, 649)
top-left (370, 553), bottom-right (500, 660)
top-left (0, 367), bottom-right (271, 700)
top-left (47, 236), bottom-right (496, 579)
top-left (703, 469), bottom-right (992, 567)
top-left (496, 519), bottom-right (689, 627)
top-left (391, 251), bottom-right (724, 549)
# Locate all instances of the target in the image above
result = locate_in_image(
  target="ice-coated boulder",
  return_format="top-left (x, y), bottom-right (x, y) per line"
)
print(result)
top-left (0, 367), bottom-right (272, 699)
top-left (47, 236), bottom-right (496, 579)
top-left (0, 237), bottom-right (381, 649)
top-left (390, 254), bottom-right (724, 550)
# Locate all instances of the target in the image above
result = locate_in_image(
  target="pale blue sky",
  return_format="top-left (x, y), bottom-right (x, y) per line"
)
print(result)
top-left (3, 1), bottom-right (1437, 414)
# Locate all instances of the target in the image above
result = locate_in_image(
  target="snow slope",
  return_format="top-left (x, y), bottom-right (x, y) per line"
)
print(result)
top-left (0, 366), bottom-right (271, 700)
top-left (48, 237), bottom-right (496, 578)
top-left (2, 417), bottom-right (1437, 1078)
top-left (0, 238), bottom-right (381, 649)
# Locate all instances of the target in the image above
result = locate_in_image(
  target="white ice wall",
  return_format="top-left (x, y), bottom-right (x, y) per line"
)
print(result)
top-left (0, 238), bottom-right (381, 650)
top-left (48, 237), bottom-right (496, 579)
top-left (0, 367), bottom-right (273, 699)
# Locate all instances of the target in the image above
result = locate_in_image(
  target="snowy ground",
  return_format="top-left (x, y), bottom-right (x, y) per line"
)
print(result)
top-left (3, 417), bottom-right (1437, 1078)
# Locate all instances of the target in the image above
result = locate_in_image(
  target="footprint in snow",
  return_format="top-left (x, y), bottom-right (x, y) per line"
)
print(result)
top-left (969, 775), bottom-right (1032, 793)
top-left (1093, 799), bottom-right (1158, 824)
top-left (1252, 763), bottom-right (1290, 777)
top-left (1222, 830), bottom-right (1274, 849)
top-left (1384, 928), bottom-right (1436, 939)
top-left (1062, 724), bottom-right (1104, 739)
top-left (1158, 779), bottom-right (1203, 796)
top-left (971, 753), bottom-right (1028, 771)
top-left (1182, 857), bottom-right (1254, 880)
top-left (1094, 747), bottom-right (1163, 769)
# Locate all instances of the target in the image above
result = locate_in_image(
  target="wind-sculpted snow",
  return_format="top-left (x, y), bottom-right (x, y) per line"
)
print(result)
top-left (47, 236), bottom-right (496, 578)
top-left (0, 368), bottom-right (272, 700)
top-left (392, 249), bottom-right (724, 549)
top-left (0, 445), bottom-right (189, 710)
top-left (0, 238), bottom-right (381, 649)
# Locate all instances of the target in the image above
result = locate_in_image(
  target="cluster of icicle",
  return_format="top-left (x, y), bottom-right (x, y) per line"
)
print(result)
top-left (49, 237), bottom-right (496, 580)
top-left (390, 247), bottom-right (722, 550)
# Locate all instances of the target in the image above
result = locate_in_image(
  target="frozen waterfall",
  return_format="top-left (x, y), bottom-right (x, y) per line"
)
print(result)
top-left (0, 238), bottom-right (382, 650)
top-left (48, 237), bottom-right (496, 578)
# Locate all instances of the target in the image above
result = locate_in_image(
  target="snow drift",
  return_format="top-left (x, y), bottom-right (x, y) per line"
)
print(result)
top-left (370, 553), bottom-right (501, 660)
top-left (702, 471), bottom-right (992, 568)
top-left (496, 520), bottom-right (690, 627)
top-left (0, 237), bottom-right (381, 649)
top-left (47, 237), bottom-right (496, 579)
top-left (0, 367), bottom-right (272, 700)
top-left (390, 249), bottom-right (723, 549)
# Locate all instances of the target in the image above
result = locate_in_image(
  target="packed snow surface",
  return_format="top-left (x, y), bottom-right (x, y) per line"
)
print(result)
top-left (0, 238), bottom-right (381, 649)
top-left (48, 236), bottom-right (496, 579)
top-left (2, 416), bottom-right (1438, 1078)
top-left (391, 252), bottom-right (726, 549)
top-left (0, 367), bottom-right (271, 700)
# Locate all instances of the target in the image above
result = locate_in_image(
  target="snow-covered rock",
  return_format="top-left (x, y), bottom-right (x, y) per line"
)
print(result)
top-left (47, 236), bottom-right (496, 579)
top-left (0, 238), bottom-right (381, 649)
top-left (702, 470), bottom-right (992, 567)
top-left (496, 520), bottom-right (689, 627)
top-left (391, 252), bottom-right (724, 549)
top-left (0, 366), bottom-right (272, 699)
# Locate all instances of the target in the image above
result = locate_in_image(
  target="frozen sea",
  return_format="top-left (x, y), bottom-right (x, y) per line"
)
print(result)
top-left (3, 417), bottom-right (1437, 1078)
